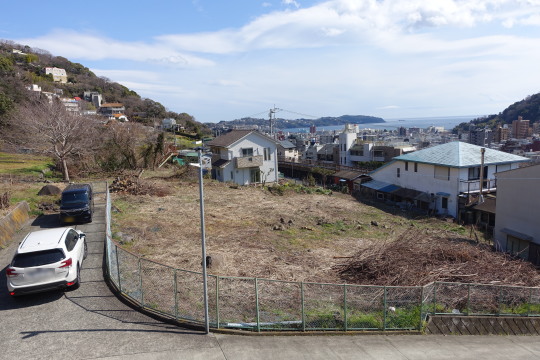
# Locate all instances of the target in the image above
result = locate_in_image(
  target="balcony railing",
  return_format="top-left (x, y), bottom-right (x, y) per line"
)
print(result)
top-left (459, 178), bottom-right (497, 194)
top-left (236, 155), bottom-right (263, 168)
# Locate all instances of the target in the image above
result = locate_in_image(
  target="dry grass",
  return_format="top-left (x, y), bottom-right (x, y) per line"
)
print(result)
top-left (112, 176), bottom-right (473, 284)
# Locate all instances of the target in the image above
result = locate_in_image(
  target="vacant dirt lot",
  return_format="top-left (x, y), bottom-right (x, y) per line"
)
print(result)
top-left (111, 177), bottom-right (471, 284)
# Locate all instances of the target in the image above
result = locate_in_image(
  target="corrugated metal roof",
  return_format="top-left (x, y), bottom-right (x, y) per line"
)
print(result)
top-left (472, 197), bottom-right (496, 214)
top-left (334, 170), bottom-right (365, 180)
top-left (394, 141), bottom-right (530, 168)
top-left (362, 180), bottom-right (396, 191)
top-left (380, 184), bottom-right (400, 192)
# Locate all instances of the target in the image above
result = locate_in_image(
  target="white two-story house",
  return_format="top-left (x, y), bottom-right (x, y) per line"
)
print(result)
top-left (363, 141), bottom-right (530, 218)
top-left (207, 130), bottom-right (279, 185)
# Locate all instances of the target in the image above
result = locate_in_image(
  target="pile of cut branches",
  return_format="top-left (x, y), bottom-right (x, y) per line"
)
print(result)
top-left (109, 175), bottom-right (171, 197)
top-left (335, 229), bottom-right (540, 287)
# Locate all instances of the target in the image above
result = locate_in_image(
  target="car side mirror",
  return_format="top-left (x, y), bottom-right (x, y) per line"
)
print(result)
top-left (79, 232), bottom-right (86, 238)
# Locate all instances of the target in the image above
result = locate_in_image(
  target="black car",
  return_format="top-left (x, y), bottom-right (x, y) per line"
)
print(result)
top-left (59, 184), bottom-right (93, 224)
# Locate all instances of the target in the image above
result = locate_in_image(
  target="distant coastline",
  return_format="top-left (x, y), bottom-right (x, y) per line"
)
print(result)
top-left (281, 115), bottom-right (482, 133)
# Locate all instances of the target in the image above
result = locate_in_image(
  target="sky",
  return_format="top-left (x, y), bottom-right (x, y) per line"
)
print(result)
top-left (2, 0), bottom-right (540, 123)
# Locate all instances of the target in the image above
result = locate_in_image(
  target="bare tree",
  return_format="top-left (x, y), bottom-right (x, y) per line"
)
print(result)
top-left (7, 97), bottom-right (99, 181)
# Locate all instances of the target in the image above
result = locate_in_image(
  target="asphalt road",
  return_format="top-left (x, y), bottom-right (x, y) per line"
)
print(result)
top-left (2, 183), bottom-right (540, 359)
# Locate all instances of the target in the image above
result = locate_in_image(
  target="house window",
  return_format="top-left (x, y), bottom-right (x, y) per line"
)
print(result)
top-left (250, 169), bottom-right (261, 183)
top-left (441, 197), bottom-right (448, 209)
top-left (374, 150), bottom-right (384, 157)
top-left (468, 167), bottom-right (480, 180)
top-left (414, 163), bottom-right (418, 172)
top-left (230, 171), bottom-right (234, 180)
top-left (434, 166), bottom-right (450, 180)
top-left (468, 166), bottom-right (487, 180)
top-left (397, 168), bottom-right (400, 178)
top-left (405, 162), bottom-right (408, 171)
top-left (242, 148), bottom-right (253, 157)
top-left (264, 147), bottom-right (271, 161)
top-left (506, 235), bottom-right (529, 260)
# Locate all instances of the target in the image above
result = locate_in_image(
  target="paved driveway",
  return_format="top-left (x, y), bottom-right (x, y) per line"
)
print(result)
top-left (2, 183), bottom-right (540, 359)
top-left (0, 184), bottom-right (217, 359)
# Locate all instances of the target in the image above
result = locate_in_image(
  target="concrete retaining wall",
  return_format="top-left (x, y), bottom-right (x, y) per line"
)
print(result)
top-left (426, 315), bottom-right (540, 335)
top-left (0, 201), bottom-right (30, 247)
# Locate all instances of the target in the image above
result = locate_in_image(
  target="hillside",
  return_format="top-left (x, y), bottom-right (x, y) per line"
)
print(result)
top-left (214, 114), bottom-right (385, 129)
top-left (453, 92), bottom-right (540, 133)
top-left (0, 39), bottom-right (207, 133)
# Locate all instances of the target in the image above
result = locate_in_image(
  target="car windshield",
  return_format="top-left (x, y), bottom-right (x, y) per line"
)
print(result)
top-left (12, 249), bottom-right (65, 268)
top-left (62, 192), bottom-right (88, 205)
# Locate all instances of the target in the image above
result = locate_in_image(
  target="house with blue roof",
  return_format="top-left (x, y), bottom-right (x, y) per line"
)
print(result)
top-left (362, 141), bottom-right (530, 218)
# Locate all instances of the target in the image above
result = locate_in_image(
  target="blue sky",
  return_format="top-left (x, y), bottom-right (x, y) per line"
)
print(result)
top-left (2, 0), bottom-right (540, 123)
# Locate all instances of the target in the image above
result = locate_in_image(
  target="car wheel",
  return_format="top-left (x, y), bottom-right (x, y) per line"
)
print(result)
top-left (71, 265), bottom-right (81, 290)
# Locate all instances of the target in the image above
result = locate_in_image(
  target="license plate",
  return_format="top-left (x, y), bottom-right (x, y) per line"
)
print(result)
top-left (64, 216), bottom-right (75, 223)
top-left (27, 268), bottom-right (54, 279)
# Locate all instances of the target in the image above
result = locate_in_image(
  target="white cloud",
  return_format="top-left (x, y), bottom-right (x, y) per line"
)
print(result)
top-left (13, 0), bottom-right (540, 121)
top-left (17, 29), bottom-right (214, 68)
top-left (282, 0), bottom-right (300, 8)
top-left (206, 79), bottom-right (244, 87)
top-left (262, 2), bottom-right (272, 7)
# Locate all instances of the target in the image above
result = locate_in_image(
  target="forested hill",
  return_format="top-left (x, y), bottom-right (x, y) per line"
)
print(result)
top-left (0, 39), bottom-right (206, 133)
top-left (453, 93), bottom-right (540, 133)
top-left (216, 114), bottom-right (385, 129)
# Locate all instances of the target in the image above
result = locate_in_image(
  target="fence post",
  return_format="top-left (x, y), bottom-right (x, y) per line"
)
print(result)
top-left (139, 258), bottom-right (144, 307)
top-left (383, 286), bottom-right (387, 331)
top-left (498, 287), bottom-right (502, 316)
top-left (174, 269), bottom-right (178, 320)
top-left (433, 283), bottom-right (437, 315)
top-left (343, 284), bottom-right (348, 332)
top-left (419, 286), bottom-right (424, 330)
top-left (255, 278), bottom-right (260, 332)
top-left (216, 276), bottom-right (220, 329)
top-left (301, 282), bottom-right (306, 332)
top-left (528, 287), bottom-right (532, 317)
top-left (115, 245), bottom-right (121, 293)
top-left (467, 283), bottom-right (471, 315)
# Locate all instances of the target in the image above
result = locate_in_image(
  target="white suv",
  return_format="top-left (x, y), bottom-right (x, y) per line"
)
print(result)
top-left (6, 227), bottom-right (87, 296)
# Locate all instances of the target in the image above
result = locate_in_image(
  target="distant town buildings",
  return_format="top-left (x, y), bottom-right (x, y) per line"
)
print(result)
top-left (512, 116), bottom-right (531, 139)
top-left (469, 127), bottom-right (493, 147)
top-left (494, 125), bottom-right (509, 143)
top-left (44, 67), bottom-right (68, 83)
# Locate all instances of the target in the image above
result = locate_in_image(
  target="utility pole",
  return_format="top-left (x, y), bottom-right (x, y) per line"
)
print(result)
top-left (269, 105), bottom-right (281, 138)
top-left (478, 147), bottom-right (485, 204)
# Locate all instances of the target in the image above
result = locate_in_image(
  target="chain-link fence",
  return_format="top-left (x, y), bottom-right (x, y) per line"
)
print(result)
top-left (426, 282), bottom-right (540, 317)
top-left (103, 185), bottom-right (540, 332)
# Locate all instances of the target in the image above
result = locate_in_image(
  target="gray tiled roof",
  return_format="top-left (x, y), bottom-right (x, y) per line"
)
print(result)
top-left (207, 130), bottom-right (254, 147)
top-left (394, 141), bottom-right (530, 168)
top-left (207, 130), bottom-right (279, 148)
top-left (278, 140), bottom-right (296, 149)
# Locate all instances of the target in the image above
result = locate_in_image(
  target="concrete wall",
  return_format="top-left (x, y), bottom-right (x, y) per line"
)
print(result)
top-left (494, 164), bottom-right (540, 253)
top-left (0, 201), bottom-right (30, 247)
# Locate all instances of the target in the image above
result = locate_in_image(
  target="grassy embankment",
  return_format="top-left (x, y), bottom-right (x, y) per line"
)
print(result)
top-left (0, 152), bottom-right (60, 216)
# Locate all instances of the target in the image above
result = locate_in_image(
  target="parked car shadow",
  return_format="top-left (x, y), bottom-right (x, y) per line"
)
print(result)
top-left (0, 266), bottom-right (63, 310)
top-left (31, 214), bottom-right (63, 229)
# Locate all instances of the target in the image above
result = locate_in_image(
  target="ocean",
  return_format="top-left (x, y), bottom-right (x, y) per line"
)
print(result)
top-left (281, 115), bottom-right (483, 133)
